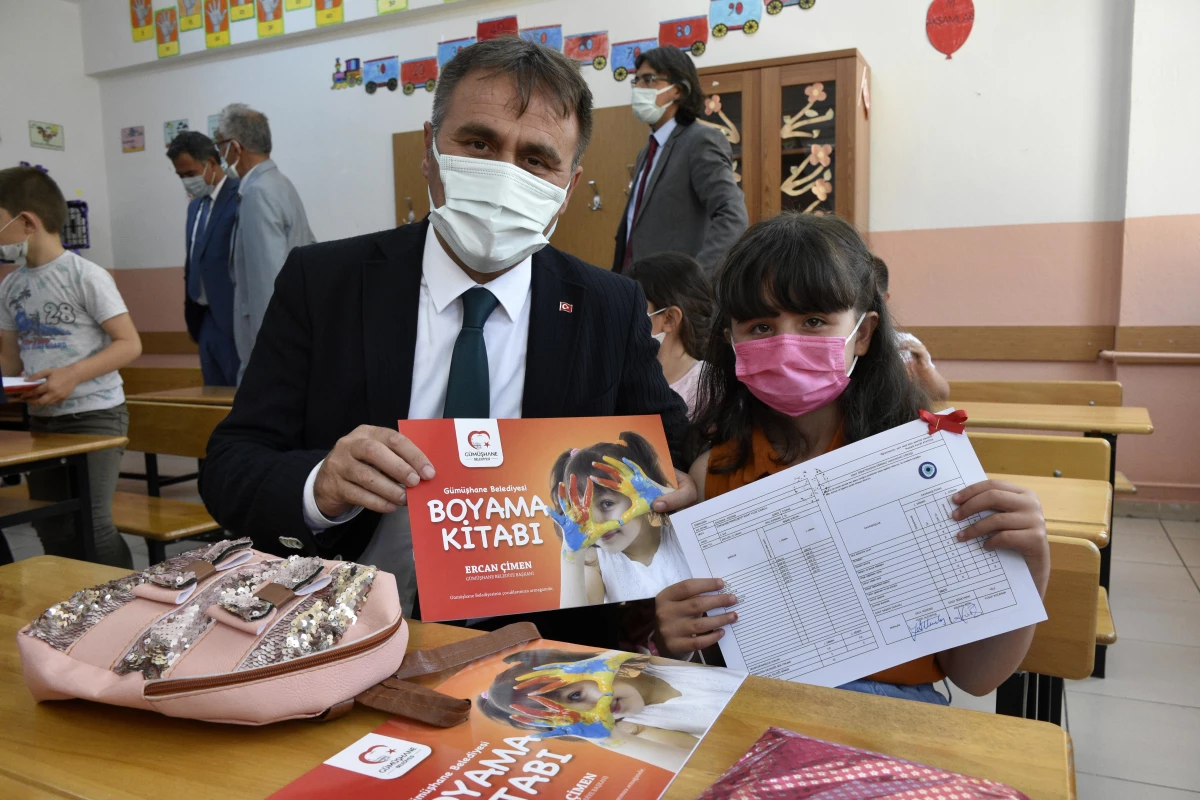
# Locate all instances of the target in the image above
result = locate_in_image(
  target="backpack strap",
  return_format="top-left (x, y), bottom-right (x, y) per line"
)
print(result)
top-left (355, 622), bottom-right (541, 727)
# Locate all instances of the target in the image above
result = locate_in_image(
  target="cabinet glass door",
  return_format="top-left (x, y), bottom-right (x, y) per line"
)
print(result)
top-left (699, 69), bottom-right (760, 223)
top-left (762, 61), bottom-right (839, 220)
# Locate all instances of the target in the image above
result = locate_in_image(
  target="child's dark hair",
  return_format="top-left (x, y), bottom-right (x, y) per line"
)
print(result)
top-left (0, 167), bottom-right (67, 235)
top-left (549, 432), bottom-right (670, 515)
top-left (871, 255), bottom-right (889, 294)
top-left (691, 212), bottom-right (929, 472)
top-left (477, 649), bottom-right (601, 731)
top-left (627, 253), bottom-right (713, 361)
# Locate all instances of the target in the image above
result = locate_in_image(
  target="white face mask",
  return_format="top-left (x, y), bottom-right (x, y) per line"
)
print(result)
top-left (632, 85), bottom-right (675, 125)
top-left (182, 163), bottom-right (214, 200)
top-left (427, 138), bottom-right (568, 274)
top-left (220, 141), bottom-right (241, 180)
top-left (648, 307), bottom-right (667, 343)
top-left (0, 216), bottom-right (30, 265)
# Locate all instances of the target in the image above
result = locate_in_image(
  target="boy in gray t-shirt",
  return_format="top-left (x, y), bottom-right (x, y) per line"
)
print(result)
top-left (0, 167), bottom-right (143, 569)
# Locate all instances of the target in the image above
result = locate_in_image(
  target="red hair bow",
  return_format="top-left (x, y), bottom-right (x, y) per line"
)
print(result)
top-left (919, 409), bottom-right (968, 435)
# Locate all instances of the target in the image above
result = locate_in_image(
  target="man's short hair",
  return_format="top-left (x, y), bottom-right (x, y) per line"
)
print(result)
top-left (217, 103), bottom-right (272, 155)
top-left (634, 47), bottom-right (704, 125)
top-left (0, 166), bottom-right (67, 235)
top-left (166, 130), bottom-right (220, 165)
top-left (432, 37), bottom-right (594, 166)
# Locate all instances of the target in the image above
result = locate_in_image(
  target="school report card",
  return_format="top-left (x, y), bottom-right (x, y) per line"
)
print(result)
top-left (669, 417), bottom-right (1047, 687)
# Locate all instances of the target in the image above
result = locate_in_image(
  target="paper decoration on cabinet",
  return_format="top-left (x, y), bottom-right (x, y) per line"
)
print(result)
top-left (766, 0), bottom-right (816, 13)
top-left (156, 8), bottom-right (180, 58)
top-left (698, 94), bottom-right (741, 144)
top-left (257, 0), bottom-right (283, 37)
top-left (782, 143), bottom-right (833, 213)
top-left (179, 0), bottom-right (202, 31)
top-left (477, 15), bottom-right (518, 41)
top-left (926, 0), bottom-right (974, 59)
top-left (564, 31), bottom-right (608, 70)
top-left (362, 56), bottom-right (400, 94)
top-left (437, 37), bottom-right (475, 69)
top-left (520, 24), bottom-right (563, 51)
top-left (164, 119), bottom-right (190, 147)
top-left (660, 15), bottom-right (708, 56)
top-left (206, 0), bottom-right (231, 47)
top-left (377, 0), bottom-right (407, 14)
top-left (401, 57), bottom-right (438, 94)
top-left (710, 1), bottom-right (760, 36)
top-left (781, 82), bottom-right (834, 140)
top-left (315, 0), bottom-right (343, 26)
top-left (29, 122), bottom-right (65, 151)
top-left (122, 127), bottom-right (146, 153)
top-left (130, 0), bottom-right (154, 42)
top-left (207, 114), bottom-right (221, 137)
top-left (331, 58), bottom-right (362, 89)
top-left (231, 0), bottom-right (254, 21)
top-left (285, 0), bottom-right (311, 10)
top-left (611, 38), bottom-right (657, 82)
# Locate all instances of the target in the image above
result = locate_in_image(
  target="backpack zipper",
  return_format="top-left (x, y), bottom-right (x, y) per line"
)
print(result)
top-left (143, 616), bottom-right (404, 698)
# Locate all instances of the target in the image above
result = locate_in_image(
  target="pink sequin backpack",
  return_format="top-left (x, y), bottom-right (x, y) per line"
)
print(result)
top-left (17, 539), bottom-right (416, 725)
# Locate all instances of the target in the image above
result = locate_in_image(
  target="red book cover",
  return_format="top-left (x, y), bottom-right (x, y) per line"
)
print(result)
top-left (402, 416), bottom-right (684, 622)
top-left (270, 638), bottom-right (745, 800)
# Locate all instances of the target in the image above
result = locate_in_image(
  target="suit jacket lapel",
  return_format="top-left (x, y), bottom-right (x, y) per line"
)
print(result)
top-left (634, 123), bottom-right (685, 225)
top-left (363, 222), bottom-right (425, 428)
top-left (522, 248), bottom-right (585, 418)
top-left (196, 178), bottom-right (239, 260)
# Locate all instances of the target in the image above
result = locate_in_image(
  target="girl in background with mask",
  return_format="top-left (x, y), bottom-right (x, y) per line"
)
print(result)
top-left (549, 433), bottom-right (691, 607)
top-left (627, 253), bottom-right (712, 417)
top-left (653, 212), bottom-right (1050, 705)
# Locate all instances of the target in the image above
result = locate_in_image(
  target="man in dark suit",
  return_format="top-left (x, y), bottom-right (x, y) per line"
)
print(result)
top-left (167, 132), bottom-right (240, 386)
top-left (613, 46), bottom-right (748, 276)
top-left (200, 38), bottom-right (695, 631)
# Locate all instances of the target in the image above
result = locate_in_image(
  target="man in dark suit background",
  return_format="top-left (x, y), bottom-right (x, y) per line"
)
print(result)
top-left (200, 38), bottom-right (695, 632)
top-left (613, 46), bottom-right (748, 276)
top-left (167, 132), bottom-right (240, 386)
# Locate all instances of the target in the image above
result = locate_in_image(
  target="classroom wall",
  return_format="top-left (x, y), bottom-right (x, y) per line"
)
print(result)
top-left (17, 0), bottom-right (1198, 496)
top-left (0, 0), bottom-right (114, 270)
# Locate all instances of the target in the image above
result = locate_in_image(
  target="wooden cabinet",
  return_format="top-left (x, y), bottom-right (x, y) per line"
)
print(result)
top-left (698, 48), bottom-right (870, 229)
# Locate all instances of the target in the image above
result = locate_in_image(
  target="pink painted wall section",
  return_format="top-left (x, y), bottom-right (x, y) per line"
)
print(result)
top-left (868, 221), bottom-right (1123, 328)
top-left (1115, 364), bottom-right (1200, 501)
top-left (1118, 214), bottom-right (1200, 326)
top-left (112, 267), bottom-right (186, 332)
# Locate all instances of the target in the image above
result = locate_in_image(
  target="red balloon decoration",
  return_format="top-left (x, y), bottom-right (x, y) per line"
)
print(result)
top-left (926, 0), bottom-right (974, 59)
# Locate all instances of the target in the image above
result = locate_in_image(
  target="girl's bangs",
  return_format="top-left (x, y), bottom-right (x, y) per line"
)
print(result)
top-left (718, 218), bottom-right (862, 321)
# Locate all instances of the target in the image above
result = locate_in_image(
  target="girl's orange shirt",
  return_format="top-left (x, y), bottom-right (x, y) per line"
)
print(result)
top-left (707, 427), bottom-right (946, 686)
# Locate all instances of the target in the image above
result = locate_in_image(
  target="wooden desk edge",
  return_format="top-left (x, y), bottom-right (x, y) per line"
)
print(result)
top-left (0, 435), bottom-right (129, 466)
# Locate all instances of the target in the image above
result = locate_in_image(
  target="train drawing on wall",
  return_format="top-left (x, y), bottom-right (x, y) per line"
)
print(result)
top-left (659, 15), bottom-right (709, 55)
top-left (401, 56), bottom-right (438, 94)
top-left (477, 15), bottom-right (518, 41)
top-left (331, 57), bottom-right (362, 89)
top-left (520, 24), bottom-right (563, 50)
top-left (767, 0), bottom-right (817, 14)
top-left (610, 37), bottom-right (658, 81)
top-left (363, 55), bottom-right (400, 93)
top-left (564, 30), bottom-right (609, 70)
top-left (710, 1), bottom-right (762, 36)
top-left (438, 37), bottom-right (476, 69)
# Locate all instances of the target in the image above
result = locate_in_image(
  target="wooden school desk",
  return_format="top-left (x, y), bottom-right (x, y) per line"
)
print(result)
top-left (988, 472), bottom-right (1112, 548)
top-left (944, 399), bottom-right (1153, 676)
top-left (0, 557), bottom-right (1076, 800)
top-left (0, 433), bottom-right (128, 562)
top-left (127, 386), bottom-right (236, 406)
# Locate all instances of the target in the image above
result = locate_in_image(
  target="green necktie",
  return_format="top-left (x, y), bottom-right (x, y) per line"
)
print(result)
top-left (443, 286), bottom-right (500, 418)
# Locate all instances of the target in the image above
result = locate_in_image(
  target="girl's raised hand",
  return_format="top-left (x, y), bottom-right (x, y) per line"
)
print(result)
top-left (952, 480), bottom-right (1050, 596)
top-left (654, 578), bottom-right (738, 658)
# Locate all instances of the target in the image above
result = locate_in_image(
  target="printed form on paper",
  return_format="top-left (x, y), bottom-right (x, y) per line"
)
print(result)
top-left (670, 418), bottom-right (1047, 687)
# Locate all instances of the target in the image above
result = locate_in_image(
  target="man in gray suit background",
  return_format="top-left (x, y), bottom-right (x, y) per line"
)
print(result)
top-left (215, 103), bottom-right (315, 384)
top-left (613, 46), bottom-right (748, 276)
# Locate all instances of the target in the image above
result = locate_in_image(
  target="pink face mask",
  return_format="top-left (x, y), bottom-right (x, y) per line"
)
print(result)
top-left (733, 314), bottom-right (866, 417)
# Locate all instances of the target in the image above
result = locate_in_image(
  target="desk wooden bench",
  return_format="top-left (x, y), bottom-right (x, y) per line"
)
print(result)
top-left (122, 400), bottom-right (231, 495)
top-left (988, 472), bottom-right (1112, 548)
top-left (0, 557), bottom-right (1076, 800)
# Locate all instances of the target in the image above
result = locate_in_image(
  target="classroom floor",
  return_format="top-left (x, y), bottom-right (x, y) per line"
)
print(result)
top-left (3, 454), bottom-right (1199, 797)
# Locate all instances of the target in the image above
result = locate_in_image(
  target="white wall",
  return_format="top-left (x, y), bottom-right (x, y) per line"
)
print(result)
top-left (78, 0), bottom-right (1135, 270)
top-left (1123, 0), bottom-right (1200, 220)
top-left (0, 0), bottom-right (114, 269)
